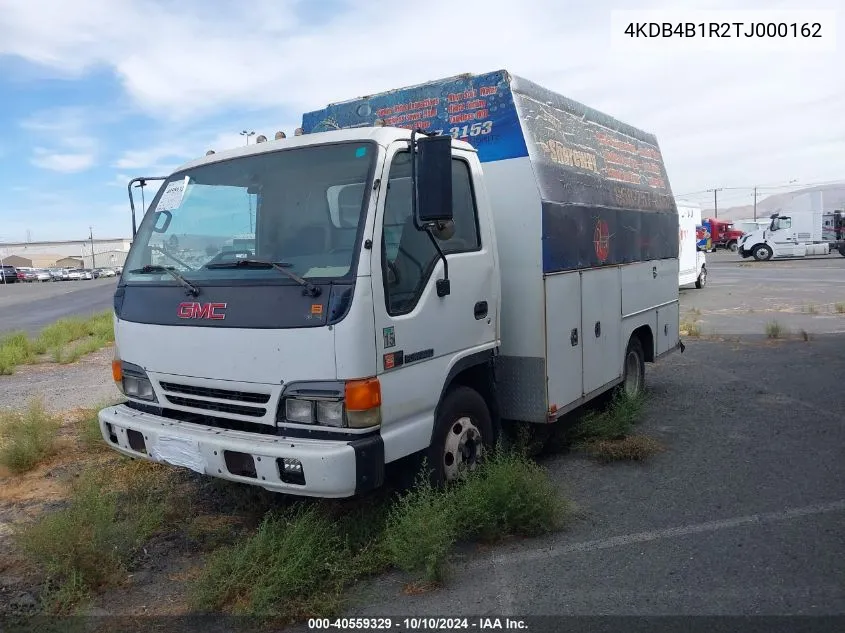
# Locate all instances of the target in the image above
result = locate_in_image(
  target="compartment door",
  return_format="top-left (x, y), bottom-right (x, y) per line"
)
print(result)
top-left (581, 267), bottom-right (622, 395)
top-left (544, 272), bottom-right (583, 411)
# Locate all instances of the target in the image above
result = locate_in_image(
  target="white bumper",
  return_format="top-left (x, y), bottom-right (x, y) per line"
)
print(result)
top-left (98, 404), bottom-right (381, 498)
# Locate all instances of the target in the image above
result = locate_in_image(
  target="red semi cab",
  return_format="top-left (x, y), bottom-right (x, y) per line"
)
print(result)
top-left (705, 218), bottom-right (744, 252)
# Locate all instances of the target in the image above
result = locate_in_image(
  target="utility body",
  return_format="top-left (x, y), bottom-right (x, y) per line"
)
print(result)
top-left (677, 200), bottom-right (706, 289)
top-left (99, 70), bottom-right (682, 497)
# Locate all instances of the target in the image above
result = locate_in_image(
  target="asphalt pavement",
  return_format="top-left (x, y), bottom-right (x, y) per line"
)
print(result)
top-left (0, 278), bottom-right (118, 335)
top-left (325, 251), bottom-right (845, 620)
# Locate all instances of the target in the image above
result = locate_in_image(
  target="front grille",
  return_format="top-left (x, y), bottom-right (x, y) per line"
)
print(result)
top-left (158, 381), bottom-right (270, 404)
top-left (164, 395), bottom-right (266, 418)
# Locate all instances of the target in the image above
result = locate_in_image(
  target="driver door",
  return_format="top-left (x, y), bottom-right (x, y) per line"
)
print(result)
top-left (369, 142), bottom-right (497, 460)
top-left (770, 217), bottom-right (796, 257)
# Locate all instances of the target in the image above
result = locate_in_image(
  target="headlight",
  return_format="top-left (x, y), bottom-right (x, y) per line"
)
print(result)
top-left (278, 378), bottom-right (381, 429)
top-left (114, 361), bottom-right (158, 402)
top-left (285, 398), bottom-right (314, 423)
top-left (315, 400), bottom-right (344, 427)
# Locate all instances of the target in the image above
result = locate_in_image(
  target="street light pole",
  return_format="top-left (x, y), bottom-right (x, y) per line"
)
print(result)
top-left (89, 226), bottom-right (96, 269)
top-left (240, 130), bottom-right (255, 145)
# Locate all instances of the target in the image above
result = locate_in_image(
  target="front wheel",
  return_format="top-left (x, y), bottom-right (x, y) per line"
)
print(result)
top-left (426, 386), bottom-right (494, 487)
top-left (729, 241), bottom-right (738, 252)
top-left (695, 266), bottom-right (707, 289)
top-left (752, 244), bottom-right (773, 261)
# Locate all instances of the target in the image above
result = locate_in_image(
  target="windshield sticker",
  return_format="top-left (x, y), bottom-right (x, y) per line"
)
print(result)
top-left (156, 176), bottom-right (190, 212)
top-left (355, 146), bottom-right (367, 158)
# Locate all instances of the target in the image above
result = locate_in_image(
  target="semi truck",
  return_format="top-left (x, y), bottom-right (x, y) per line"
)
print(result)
top-left (739, 209), bottom-right (845, 260)
top-left (99, 69), bottom-right (683, 498)
top-left (677, 200), bottom-right (706, 289)
top-left (702, 217), bottom-right (743, 252)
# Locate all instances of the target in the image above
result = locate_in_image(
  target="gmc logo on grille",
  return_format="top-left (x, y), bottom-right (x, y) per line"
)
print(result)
top-left (177, 302), bottom-right (227, 320)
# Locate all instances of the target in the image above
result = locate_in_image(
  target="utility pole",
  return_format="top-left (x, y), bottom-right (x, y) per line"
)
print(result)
top-left (707, 188), bottom-right (723, 218)
top-left (89, 226), bottom-right (96, 269)
top-left (753, 186), bottom-right (758, 221)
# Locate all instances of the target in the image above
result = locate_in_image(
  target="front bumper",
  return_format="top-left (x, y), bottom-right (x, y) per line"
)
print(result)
top-left (98, 404), bottom-right (384, 498)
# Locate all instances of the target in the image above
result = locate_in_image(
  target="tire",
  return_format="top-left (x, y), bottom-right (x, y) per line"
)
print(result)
top-left (621, 336), bottom-right (646, 398)
top-left (695, 266), bottom-right (707, 289)
top-left (426, 386), bottom-right (494, 487)
top-left (729, 241), bottom-right (738, 252)
top-left (752, 244), bottom-right (773, 261)
top-left (839, 245), bottom-right (845, 258)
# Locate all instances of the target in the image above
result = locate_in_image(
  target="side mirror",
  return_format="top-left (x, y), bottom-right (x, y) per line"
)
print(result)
top-left (414, 134), bottom-right (453, 224)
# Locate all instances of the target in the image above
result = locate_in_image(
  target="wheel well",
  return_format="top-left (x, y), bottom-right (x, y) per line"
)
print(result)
top-left (439, 359), bottom-right (500, 440)
top-left (631, 325), bottom-right (654, 363)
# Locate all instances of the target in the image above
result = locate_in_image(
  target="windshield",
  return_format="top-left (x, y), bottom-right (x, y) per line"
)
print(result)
top-left (122, 141), bottom-right (376, 286)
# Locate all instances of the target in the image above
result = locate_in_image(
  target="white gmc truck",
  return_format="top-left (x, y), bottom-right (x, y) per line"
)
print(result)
top-left (100, 70), bottom-right (683, 497)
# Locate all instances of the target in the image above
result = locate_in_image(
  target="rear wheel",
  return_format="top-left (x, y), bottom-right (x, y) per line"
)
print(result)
top-left (695, 266), bottom-right (707, 289)
top-left (621, 336), bottom-right (646, 398)
top-left (752, 244), bottom-right (773, 261)
top-left (426, 386), bottom-right (493, 487)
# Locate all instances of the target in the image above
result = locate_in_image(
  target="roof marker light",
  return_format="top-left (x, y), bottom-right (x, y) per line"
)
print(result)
top-left (256, 135), bottom-right (267, 143)
top-left (275, 131), bottom-right (286, 140)
top-left (294, 128), bottom-right (304, 136)
top-left (206, 150), bottom-right (215, 155)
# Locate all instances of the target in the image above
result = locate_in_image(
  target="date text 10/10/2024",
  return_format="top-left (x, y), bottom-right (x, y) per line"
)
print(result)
top-left (307, 617), bottom-right (528, 630)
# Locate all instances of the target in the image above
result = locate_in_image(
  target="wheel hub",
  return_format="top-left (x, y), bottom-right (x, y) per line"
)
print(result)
top-left (443, 417), bottom-right (483, 481)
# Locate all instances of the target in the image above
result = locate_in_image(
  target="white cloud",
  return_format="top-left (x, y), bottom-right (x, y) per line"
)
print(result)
top-left (20, 106), bottom-right (101, 172)
top-left (31, 149), bottom-right (96, 173)
top-left (1, 0), bottom-right (843, 198)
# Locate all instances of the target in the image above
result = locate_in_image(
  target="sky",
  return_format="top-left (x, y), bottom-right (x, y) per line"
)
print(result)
top-left (0, 0), bottom-right (842, 242)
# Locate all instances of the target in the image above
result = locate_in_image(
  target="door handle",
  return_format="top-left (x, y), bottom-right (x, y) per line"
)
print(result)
top-left (474, 301), bottom-right (488, 320)
top-left (570, 328), bottom-right (579, 346)
top-left (652, 266), bottom-right (657, 279)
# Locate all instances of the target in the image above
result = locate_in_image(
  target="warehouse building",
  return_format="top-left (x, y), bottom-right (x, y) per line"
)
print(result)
top-left (0, 238), bottom-right (131, 268)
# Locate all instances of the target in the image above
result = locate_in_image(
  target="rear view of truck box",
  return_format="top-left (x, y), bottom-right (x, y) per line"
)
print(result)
top-left (302, 70), bottom-right (679, 424)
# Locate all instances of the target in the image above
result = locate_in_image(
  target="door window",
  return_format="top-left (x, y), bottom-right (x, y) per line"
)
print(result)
top-left (381, 152), bottom-right (481, 315)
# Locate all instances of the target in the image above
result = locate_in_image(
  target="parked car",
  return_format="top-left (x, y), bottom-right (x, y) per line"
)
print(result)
top-left (33, 269), bottom-right (52, 282)
top-left (81, 269), bottom-right (94, 280)
top-left (0, 265), bottom-right (18, 283)
top-left (67, 269), bottom-right (83, 280)
top-left (48, 268), bottom-right (63, 281)
top-left (96, 268), bottom-right (117, 277)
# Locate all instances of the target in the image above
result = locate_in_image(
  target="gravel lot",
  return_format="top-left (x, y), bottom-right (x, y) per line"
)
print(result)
top-left (1, 252), bottom-right (844, 620)
top-left (0, 347), bottom-right (120, 413)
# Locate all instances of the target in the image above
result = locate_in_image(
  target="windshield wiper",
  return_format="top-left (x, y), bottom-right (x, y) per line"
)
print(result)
top-left (205, 258), bottom-right (321, 297)
top-left (128, 265), bottom-right (201, 297)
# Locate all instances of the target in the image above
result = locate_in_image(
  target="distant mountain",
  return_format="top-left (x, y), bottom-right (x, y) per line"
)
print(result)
top-left (704, 184), bottom-right (845, 221)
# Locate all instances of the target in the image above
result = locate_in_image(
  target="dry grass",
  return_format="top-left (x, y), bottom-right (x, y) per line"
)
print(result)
top-left (835, 303), bottom-right (845, 314)
top-left (765, 320), bottom-right (786, 339)
top-left (0, 311), bottom-right (114, 374)
top-left (680, 318), bottom-right (701, 337)
top-left (0, 398), bottom-right (63, 474)
top-left (582, 435), bottom-right (667, 463)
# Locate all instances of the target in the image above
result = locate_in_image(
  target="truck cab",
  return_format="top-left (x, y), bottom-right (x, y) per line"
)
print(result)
top-left (738, 213), bottom-right (803, 260)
